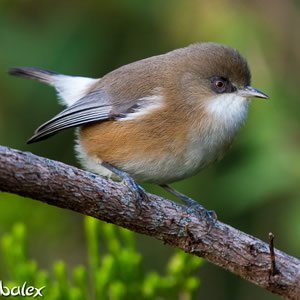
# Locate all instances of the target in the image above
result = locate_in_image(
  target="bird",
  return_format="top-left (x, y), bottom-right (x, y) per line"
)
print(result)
top-left (9, 42), bottom-right (268, 223)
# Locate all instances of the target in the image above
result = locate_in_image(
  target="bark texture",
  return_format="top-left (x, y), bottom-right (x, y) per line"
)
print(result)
top-left (0, 145), bottom-right (300, 299)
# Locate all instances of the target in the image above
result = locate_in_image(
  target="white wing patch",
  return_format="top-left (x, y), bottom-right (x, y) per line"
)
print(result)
top-left (119, 95), bottom-right (164, 121)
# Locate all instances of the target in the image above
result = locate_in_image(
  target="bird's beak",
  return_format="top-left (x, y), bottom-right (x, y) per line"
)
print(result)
top-left (238, 86), bottom-right (269, 99)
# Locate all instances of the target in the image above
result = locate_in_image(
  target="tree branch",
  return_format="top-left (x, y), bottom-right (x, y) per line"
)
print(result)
top-left (0, 145), bottom-right (299, 299)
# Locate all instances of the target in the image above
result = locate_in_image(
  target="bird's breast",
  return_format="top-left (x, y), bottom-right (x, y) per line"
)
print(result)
top-left (171, 94), bottom-right (250, 178)
top-left (77, 95), bottom-right (249, 184)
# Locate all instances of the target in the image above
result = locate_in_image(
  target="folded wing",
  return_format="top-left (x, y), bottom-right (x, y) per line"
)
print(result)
top-left (27, 90), bottom-right (113, 143)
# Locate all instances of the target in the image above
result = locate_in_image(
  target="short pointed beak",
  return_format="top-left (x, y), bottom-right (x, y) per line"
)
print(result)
top-left (238, 86), bottom-right (269, 99)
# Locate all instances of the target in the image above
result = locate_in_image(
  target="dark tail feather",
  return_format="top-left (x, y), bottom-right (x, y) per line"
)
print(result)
top-left (8, 67), bottom-right (59, 84)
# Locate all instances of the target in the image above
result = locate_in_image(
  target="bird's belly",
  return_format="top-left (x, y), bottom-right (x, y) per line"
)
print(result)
top-left (75, 141), bottom-right (192, 183)
top-left (76, 114), bottom-right (237, 184)
top-left (117, 151), bottom-right (206, 184)
top-left (136, 132), bottom-right (234, 183)
top-left (75, 135), bottom-right (228, 184)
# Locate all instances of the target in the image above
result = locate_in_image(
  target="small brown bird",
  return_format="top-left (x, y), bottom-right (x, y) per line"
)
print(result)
top-left (9, 42), bottom-right (268, 222)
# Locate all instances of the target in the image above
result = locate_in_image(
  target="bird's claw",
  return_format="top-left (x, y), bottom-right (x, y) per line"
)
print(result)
top-left (186, 203), bottom-right (217, 231)
top-left (122, 176), bottom-right (148, 207)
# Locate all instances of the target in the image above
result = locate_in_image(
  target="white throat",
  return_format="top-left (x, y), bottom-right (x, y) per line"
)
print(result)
top-left (206, 93), bottom-right (249, 129)
top-left (180, 93), bottom-right (250, 179)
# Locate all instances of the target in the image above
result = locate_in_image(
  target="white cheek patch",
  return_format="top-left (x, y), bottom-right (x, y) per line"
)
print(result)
top-left (119, 95), bottom-right (164, 121)
top-left (52, 75), bottom-right (98, 107)
top-left (206, 93), bottom-right (249, 127)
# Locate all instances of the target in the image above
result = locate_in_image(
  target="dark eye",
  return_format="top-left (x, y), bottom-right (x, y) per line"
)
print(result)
top-left (211, 77), bottom-right (228, 93)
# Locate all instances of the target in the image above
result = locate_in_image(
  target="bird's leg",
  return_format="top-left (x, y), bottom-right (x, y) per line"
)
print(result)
top-left (101, 162), bottom-right (148, 205)
top-left (159, 184), bottom-right (217, 225)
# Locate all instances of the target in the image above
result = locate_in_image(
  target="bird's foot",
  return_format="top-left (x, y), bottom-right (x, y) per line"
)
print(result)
top-left (101, 162), bottom-right (148, 207)
top-left (160, 184), bottom-right (217, 230)
top-left (120, 173), bottom-right (149, 205)
top-left (185, 201), bottom-right (217, 230)
top-left (180, 195), bottom-right (217, 230)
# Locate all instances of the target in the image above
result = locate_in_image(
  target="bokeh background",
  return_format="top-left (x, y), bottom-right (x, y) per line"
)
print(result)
top-left (1, 0), bottom-right (300, 299)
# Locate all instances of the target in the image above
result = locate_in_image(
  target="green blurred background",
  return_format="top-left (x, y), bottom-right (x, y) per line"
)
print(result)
top-left (1, 0), bottom-right (300, 299)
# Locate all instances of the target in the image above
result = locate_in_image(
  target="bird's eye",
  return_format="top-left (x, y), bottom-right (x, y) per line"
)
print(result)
top-left (211, 77), bottom-right (228, 94)
top-left (216, 80), bottom-right (225, 88)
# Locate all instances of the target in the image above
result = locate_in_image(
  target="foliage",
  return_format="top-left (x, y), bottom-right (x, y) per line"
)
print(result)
top-left (0, 218), bottom-right (202, 299)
